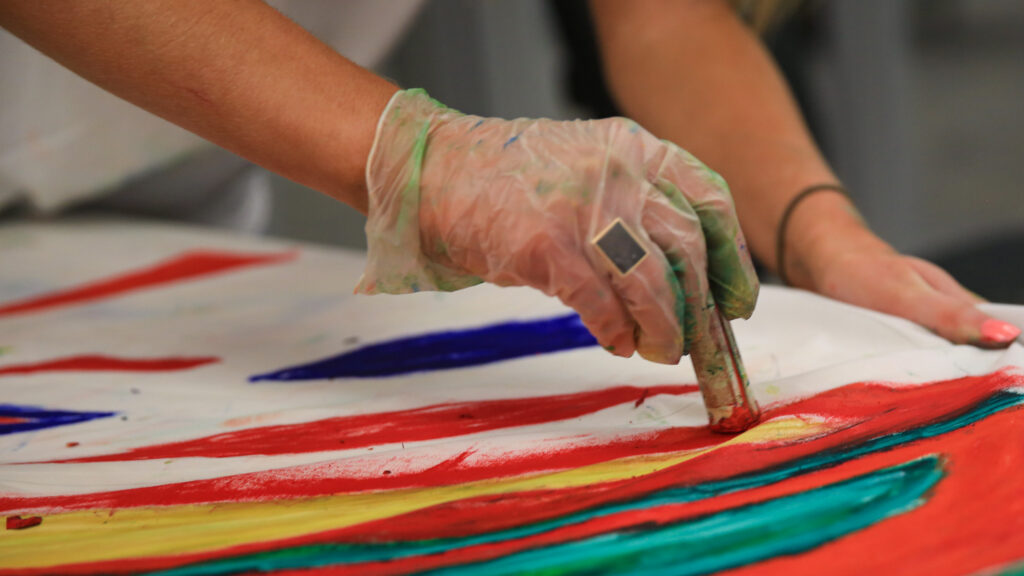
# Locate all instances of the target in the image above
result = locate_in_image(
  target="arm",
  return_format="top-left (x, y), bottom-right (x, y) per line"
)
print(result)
top-left (0, 0), bottom-right (762, 367)
top-left (590, 0), bottom-right (1020, 347)
top-left (0, 0), bottom-right (397, 213)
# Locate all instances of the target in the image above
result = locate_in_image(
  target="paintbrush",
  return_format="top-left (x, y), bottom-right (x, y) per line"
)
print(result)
top-left (689, 303), bottom-right (760, 433)
top-left (590, 217), bottom-right (760, 433)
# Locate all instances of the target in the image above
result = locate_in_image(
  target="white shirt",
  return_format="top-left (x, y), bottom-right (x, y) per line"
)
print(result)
top-left (0, 0), bottom-right (424, 214)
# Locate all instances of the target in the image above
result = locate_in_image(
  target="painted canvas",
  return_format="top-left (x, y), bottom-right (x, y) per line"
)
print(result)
top-left (2, 218), bottom-right (1023, 576)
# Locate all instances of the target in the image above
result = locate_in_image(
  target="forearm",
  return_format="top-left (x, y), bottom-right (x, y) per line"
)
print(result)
top-left (590, 0), bottom-right (890, 288)
top-left (0, 0), bottom-right (397, 213)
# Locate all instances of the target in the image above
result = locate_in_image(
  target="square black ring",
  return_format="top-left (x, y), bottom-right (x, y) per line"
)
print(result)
top-left (593, 219), bottom-right (649, 275)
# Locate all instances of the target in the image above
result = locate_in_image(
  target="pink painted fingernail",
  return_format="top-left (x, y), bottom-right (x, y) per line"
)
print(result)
top-left (980, 319), bottom-right (1022, 345)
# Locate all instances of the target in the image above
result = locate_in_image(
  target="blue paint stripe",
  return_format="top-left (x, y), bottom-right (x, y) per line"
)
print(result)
top-left (0, 404), bottom-right (116, 436)
top-left (250, 314), bottom-right (597, 382)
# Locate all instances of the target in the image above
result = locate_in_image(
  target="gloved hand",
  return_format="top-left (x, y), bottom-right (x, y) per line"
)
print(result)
top-left (357, 89), bottom-right (759, 364)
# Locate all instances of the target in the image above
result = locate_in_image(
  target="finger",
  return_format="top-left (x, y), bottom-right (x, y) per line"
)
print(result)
top-left (899, 259), bottom-right (1019, 347)
top-left (905, 257), bottom-right (986, 304)
top-left (539, 238), bottom-right (639, 358)
top-left (873, 271), bottom-right (1017, 348)
top-left (579, 153), bottom-right (688, 364)
top-left (645, 141), bottom-right (759, 320)
top-left (642, 184), bottom-right (714, 351)
top-left (596, 234), bottom-right (688, 364)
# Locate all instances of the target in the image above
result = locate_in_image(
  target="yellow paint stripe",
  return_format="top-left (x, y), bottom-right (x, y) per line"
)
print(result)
top-left (0, 416), bottom-right (827, 569)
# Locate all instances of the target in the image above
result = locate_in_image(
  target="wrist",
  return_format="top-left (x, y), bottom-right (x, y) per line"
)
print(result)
top-left (335, 81), bottom-right (400, 214)
top-left (782, 191), bottom-right (893, 291)
top-left (358, 88), bottom-right (481, 294)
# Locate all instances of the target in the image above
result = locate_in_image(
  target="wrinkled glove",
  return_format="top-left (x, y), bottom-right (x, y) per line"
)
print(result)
top-left (357, 88), bottom-right (758, 364)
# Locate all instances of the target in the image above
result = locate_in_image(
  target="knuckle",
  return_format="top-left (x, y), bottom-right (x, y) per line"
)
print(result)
top-left (936, 305), bottom-right (969, 333)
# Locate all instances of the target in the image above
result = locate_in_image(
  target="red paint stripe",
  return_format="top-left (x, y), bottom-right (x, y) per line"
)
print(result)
top-left (54, 385), bottom-right (698, 462)
top-left (0, 417), bottom-right (26, 424)
top-left (8, 370), bottom-right (1020, 518)
top-left (0, 355), bottom-right (218, 377)
top-left (4, 409), bottom-right (716, 512)
top-left (9, 370), bottom-right (1023, 576)
top-left (7, 413), bottom-right (718, 514)
top-left (311, 370), bottom-right (1024, 545)
top-left (0, 250), bottom-right (295, 318)
top-left (266, 403), bottom-right (1024, 576)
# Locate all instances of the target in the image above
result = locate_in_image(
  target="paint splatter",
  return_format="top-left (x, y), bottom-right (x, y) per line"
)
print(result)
top-left (250, 314), bottom-right (597, 381)
top-left (5, 516), bottom-right (42, 530)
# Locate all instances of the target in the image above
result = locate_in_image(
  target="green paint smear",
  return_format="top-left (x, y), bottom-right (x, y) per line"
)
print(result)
top-left (695, 206), bottom-right (756, 320)
top-left (430, 456), bottom-right (942, 576)
top-left (404, 88), bottom-right (457, 114)
top-left (997, 561), bottom-right (1024, 576)
top-left (665, 261), bottom-right (690, 344)
top-left (652, 163), bottom-right (755, 320)
top-left (534, 181), bottom-right (554, 196)
top-left (394, 119), bottom-right (429, 239)
top-left (154, 392), bottom-right (1023, 576)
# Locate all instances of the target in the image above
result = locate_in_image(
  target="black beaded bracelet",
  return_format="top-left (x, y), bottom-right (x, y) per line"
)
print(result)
top-left (775, 183), bottom-right (849, 286)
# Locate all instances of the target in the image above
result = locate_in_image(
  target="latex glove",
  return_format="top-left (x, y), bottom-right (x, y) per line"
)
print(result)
top-left (813, 249), bottom-right (1021, 348)
top-left (356, 89), bottom-right (758, 364)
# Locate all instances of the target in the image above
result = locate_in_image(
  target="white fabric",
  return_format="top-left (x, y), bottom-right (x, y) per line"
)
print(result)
top-left (0, 0), bottom-right (424, 214)
top-left (0, 218), bottom-right (1021, 493)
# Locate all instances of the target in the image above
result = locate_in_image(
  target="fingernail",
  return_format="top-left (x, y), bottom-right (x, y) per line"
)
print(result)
top-left (980, 319), bottom-right (1022, 346)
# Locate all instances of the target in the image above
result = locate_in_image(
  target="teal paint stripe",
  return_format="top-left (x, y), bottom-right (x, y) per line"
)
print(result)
top-left (425, 455), bottom-right (943, 576)
top-left (151, 392), bottom-right (1022, 576)
top-left (995, 562), bottom-right (1024, 576)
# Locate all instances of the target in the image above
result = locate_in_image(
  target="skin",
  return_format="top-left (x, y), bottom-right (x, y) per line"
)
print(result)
top-left (0, 0), bottom-right (1015, 348)
top-left (0, 0), bottom-right (395, 214)
top-left (590, 0), bottom-right (1015, 347)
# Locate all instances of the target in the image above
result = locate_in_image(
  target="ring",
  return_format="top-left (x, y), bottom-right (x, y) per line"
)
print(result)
top-left (591, 218), bottom-right (649, 276)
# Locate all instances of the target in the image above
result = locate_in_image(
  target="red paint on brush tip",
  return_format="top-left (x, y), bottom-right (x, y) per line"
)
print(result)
top-left (710, 404), bottom-right (760, 434)
top-left (6, 515), bottom-right (42, 530)
top-left (980, 319), bottom-right (1021, 347)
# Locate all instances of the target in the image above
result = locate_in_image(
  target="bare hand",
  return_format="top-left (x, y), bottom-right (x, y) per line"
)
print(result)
top-left (811, 248), bottom-right (1020, 348)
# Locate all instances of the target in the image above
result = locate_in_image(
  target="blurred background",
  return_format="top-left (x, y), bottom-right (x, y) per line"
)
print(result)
top-left (262, 0), bottom-right (1023, 302)
top-left (5, 0), bottom-right (1013, 302)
